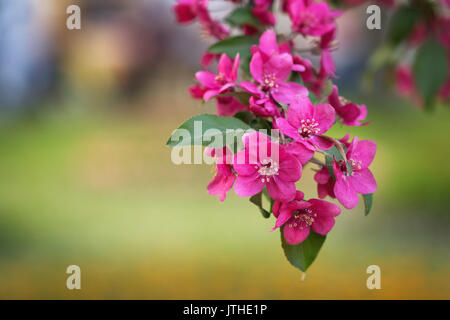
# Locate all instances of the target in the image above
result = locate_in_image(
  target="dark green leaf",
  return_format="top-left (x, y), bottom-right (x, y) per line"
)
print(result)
top-left (281, 229), bottom-right (326, 272)
top-left (208, 35), bottom-right (258, 72)
top-left (308, 91), bottom-right (319, 105)
top-left (226, 7), bottom-right (260, 27)
top-left (363, 193), bottom-right (374, 216)
top-left (388, 6), bottom-right (421, 45)
top-left (234, 111), bottom-right (256, 124)
top-left (166, 114), bottom-right (252, 150)
top-left (250, 192), bottom-right (271, 218)
top-left (413, 38), bottom-right (448, 110)
top-left (219, 91), bottom-right (252, 105)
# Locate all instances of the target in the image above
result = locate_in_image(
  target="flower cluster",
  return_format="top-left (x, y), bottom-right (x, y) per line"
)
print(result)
top-left (171, 0), bottom-right (378, 272)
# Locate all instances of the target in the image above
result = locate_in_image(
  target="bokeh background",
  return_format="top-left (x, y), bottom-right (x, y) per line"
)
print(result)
top-left (0, 0), bottom-right (449, 299)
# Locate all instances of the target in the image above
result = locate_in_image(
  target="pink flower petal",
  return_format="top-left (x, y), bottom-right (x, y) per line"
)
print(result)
top-left (313, 103), bottom-right (335, 134)
top-left (334, 176), bottom-right (359, 209)
top-left (265, 53), bottom-right (293, 83)
top-left (278, 152), bottom-right (302, 182)
top-left (348, 139), bottom-right (376, 169)
top-left (240, 81), bottom-right (264, 97)
top-left (349, 168), bottom-right (377, 194)
top-left (283, 223), bottom-right (310, 245)
top-left (266, 176), bottom-right (296, 202)
top-left (250, 52), bottom-right (264, 83)
top-left (275, 117), bottom-right (302, 141)
top-left (218, 54), bottom-right (233, 78)
top-left (195, 71), bottom-right (219, 89)
top-left (287, 96), bottom-right (314, 128)
top-left (272, 81), bottom-right (308, 104)
top-left (284, 141), bottom-right (315, 165)
top-left (233, 172), bottom-right (265, 197)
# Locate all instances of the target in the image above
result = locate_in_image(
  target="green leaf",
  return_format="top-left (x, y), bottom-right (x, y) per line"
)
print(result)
top-left (166, 114), bottom-right (252, 150)
top-left (281, 229), bottom-right (326, 272)
top-left (219, 91), bottom-right (252, 105)
top-left (208, 35), bottom-right (258, 72)
top-left (388, 5), bottom-right (421, 45)
top-left (413, 38), bottom-right (448, 110)
top-left (308, 91), bottom-right (319, 105)
top-left (363, 193), bottom-right (374, 216)
top-left (250, 192), bottom-right (271, 219)
top-left (226, 7), bottom-right (260, 27)
top-left (234, 111), bottom-right (256, 124)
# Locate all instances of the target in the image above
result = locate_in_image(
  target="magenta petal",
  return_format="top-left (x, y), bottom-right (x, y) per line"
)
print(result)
top-left (203, 88), bottom-right (222, 101)
top-left (207, 173), bottom-right (236, 202)
top-left (349, 169), bottom-right (377, 194)
top-left (309, 198), bottom-right (341, 217)
top-left (240, 81), bottom-right (263, 97)
top-left (278, 153), bottom-right (302, 182)
top-left (311, 214), bottom-right (335, 235)
top-left (292, 64), bottom-right (306, 72)
top-left (272, 82), bottom-right (308, 104)
top-left (275, 118), bottom-right (302, 141)
top-left (259, 30), bottom-right (279, 58)
top-left (265, 53), bottom-right (293, 82)
top-left (250, 52), bottom-right (264, 83)
top-left (314, 167), bottom-right (330, 184)
top-left (195, 71), bottom-right (219, 89)
top-left (266, 177), bottom-right (296, 202)
top-left (339, 103), bottom-right (361, 125)
top-left (313, 103), bottom-right (335, 134)
top-left (233, 172), bottom-right (265, 197)
top-left (348, 140), bottom-right (376, 169)
top-left (310, 135), bottom-right (334, 150)
top-left (334, 176), bottom-right (359, 209)
top-left (283, 223), bottom-right (310, 245)
top-left (271, 205), bottom-right (294, 231)
top-left (231, 53), bottom-right (240, 81)
top-left (218, 54), bottom-right (233, 78)
top-left (233, 149), bottom-right (258, 175)
top-left (284, 141), bottom-right (314, 165)
top-left (328, 85), bottom-right (341, 108)
top-left (287, 97), bottom-right (314, 128)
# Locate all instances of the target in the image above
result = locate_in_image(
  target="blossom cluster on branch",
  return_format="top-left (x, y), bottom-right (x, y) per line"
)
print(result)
top-left (168, 0), bottom-right (381, 273)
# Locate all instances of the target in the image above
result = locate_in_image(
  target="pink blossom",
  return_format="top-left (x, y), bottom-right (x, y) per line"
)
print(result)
top-left (240, 51), bottom-right (308, 104)
top-left (173, 0), bottom-right (229, 39)
top-left (249, 96), bottom-right (281, 118)
top-left (251, 30), bottom-right (292, 62)
top-left (275, 96), bottom-right (335, 150)
top-left (293, 55), bottom-right (314, 83)
top-left (287, 0), bottom-right (342, 37)
top-left (272, 191), bottom-right (341, 245)
top-left (215, 96), bottom-right (248, 116)
top-left (333, 137), bottom-right (377, 209)
top-left (252, 0), bottom-right (276, 26)
top-left (195, 53), bottom-right (240, 101)
top-left (189, 84), bottom-right (207, 99)
top-left (314, 167), bottom-right (335, 199)
top-left (233, 132), bottom-right (302, 202)
top-left (205, 147), bottom-right (236, 202)
top-left (327, 85), bottom-right (368, 126)
top-left (173, 0), bottom-right (202, 24)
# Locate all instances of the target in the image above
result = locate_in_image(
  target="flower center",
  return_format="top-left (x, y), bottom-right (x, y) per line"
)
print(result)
top-left (262, 73), bottom-right (278, 91)
top-left (215, 73), bottom-right (227, 84)
top-left (299, 118), bottom-right (320, 138)
top-left (257, 158), bottom-right (279, 182)
top-left (349, 158), bottom-right (362, 170)
top-left (288, 208), bottom-right (317, 230)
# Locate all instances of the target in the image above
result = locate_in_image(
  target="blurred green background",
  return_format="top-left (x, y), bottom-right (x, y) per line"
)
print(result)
top-left (0, 0), bottom-right (449, 299)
